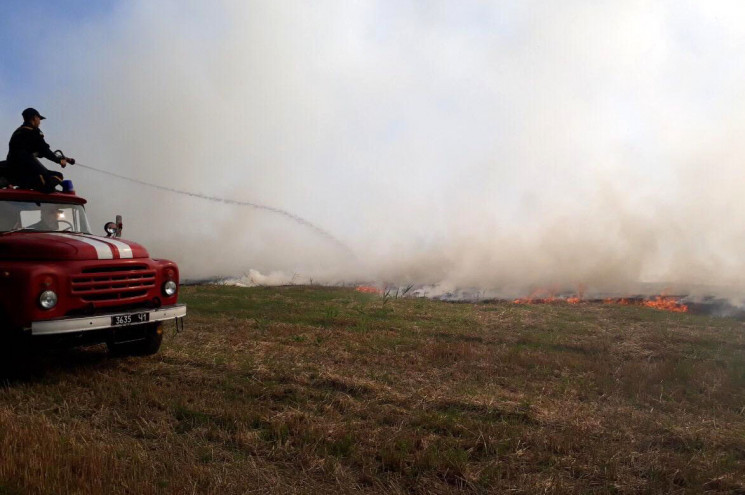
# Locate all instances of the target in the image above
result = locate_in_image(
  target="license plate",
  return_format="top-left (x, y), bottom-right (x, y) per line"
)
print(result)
top-left (111, 312), bottom-right (150, 326)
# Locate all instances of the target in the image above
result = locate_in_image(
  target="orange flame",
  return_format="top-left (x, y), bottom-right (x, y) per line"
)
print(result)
top-left (355, 286), bottom-right (382, 294)
top-left (642, 296), bottom-right (688, 313)
top-left (513, 288), bottom-right (689, 313)
top-left (514, 285), bottom-right (584, 305)
top-left (513, 287), bottom-right (558, 304)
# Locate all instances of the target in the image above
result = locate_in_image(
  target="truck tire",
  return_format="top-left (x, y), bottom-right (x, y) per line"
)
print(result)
top-left (0, 318), bottom-right (31, 378)
top-left (107, 322), bottom-right (163, 356)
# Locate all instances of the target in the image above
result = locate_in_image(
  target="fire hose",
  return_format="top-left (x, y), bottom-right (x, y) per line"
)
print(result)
top-left (66, 160), bottom-right (353, 256)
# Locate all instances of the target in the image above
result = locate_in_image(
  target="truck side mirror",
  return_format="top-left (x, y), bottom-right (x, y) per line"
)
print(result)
top-left (104, 215), bottom-right (123, 238)
top-left (104, 222), bottom-right (118, 237)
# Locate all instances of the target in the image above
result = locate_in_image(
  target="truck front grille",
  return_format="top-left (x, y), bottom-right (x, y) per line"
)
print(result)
top-left (71, 264), bottom-right (156, 303)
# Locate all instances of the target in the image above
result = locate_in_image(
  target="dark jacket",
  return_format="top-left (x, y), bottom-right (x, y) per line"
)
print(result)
top-left (7, 124), bottom-right (61, 164)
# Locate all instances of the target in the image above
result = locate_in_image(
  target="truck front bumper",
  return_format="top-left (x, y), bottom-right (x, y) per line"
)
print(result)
top-left (29, 304), bottom-right (187, 336)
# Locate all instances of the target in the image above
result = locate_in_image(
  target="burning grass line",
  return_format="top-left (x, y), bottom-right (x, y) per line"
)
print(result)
top-left (513, 294), bottom-right (691, 314)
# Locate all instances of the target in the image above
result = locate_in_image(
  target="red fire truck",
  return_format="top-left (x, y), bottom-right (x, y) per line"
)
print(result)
top-left (0, 185), bottom-right (186, 356)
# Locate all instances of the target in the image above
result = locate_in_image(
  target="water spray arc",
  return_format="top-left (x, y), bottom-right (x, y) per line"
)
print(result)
top-left (73, 163), bottom-right (354, 256)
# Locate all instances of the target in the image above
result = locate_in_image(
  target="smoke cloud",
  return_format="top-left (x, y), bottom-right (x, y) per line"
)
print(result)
top-left (7, 1), bottom-right (745, 299)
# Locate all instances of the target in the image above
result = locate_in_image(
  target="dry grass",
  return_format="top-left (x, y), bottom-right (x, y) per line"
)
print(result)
top-left (1, 285), bottom-right (744, 494)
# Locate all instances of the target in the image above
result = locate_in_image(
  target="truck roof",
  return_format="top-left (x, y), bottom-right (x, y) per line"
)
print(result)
top-left (0, 188), bottom-right (87, 205)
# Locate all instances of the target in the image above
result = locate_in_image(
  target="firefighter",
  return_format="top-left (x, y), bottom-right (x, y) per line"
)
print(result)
top-left (6, 108), bottom-right (74, 193)
top-left (28, 204), bottom-right (61, 231)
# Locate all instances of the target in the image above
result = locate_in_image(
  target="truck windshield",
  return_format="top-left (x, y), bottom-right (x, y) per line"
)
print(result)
top-left (0, 201), bottom-right (91, 234)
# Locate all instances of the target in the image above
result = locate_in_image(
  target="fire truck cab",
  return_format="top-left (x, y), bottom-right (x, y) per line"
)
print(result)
top-left (0, 186), bottom-right (186, 355)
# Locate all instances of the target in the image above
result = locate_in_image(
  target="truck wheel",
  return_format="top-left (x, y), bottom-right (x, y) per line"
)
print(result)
top-left (0, 328), bottom-right (31, 378)
top-left (107, 323), bottom-right (163, 356)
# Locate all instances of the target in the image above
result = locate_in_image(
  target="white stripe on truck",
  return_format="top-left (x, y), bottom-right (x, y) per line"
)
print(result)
top-left (101, 237), bottom-right (134, 259)
top-left (48, 233), bottom-right (113, 259)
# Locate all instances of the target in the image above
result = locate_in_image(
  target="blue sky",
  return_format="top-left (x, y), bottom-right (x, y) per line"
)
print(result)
top-left (0, 1), bottom-right (117, 95)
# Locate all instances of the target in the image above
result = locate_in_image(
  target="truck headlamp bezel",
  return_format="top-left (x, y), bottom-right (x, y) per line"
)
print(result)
top-left (163, 280), bottom-right (177, 297)
top-left (39, 290), bottom-right (58, 310)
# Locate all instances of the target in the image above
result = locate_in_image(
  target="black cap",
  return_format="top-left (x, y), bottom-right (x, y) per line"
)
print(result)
top-left (22, 108), bottom-right (45, 121)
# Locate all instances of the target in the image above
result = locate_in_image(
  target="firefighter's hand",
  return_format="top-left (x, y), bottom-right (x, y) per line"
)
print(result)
top-left (60, 159), bottom-right (67, 168)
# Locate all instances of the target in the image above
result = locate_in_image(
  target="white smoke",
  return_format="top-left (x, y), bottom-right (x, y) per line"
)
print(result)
top-left (6, 1), bottom-right (745, 299)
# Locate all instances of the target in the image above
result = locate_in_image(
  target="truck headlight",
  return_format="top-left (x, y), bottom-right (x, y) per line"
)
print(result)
top-left (39, 290), bottom-right (58, 309)
top-left (163, 280), bottom-right (177, 296)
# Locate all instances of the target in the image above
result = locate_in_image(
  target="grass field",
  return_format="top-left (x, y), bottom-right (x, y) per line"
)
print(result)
top-left (1, 285), bottom-right (744, 494)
